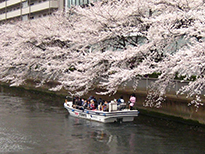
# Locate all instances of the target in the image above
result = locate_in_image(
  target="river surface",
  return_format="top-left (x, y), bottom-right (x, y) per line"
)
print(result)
top-left (0, 86), bottom-right (205, 154)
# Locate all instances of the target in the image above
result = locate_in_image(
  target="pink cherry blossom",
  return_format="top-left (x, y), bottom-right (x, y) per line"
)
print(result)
top-left (0, 0), bottom-right (204, 108)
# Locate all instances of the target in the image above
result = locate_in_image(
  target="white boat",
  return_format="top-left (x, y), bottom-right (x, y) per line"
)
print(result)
top-left (64, 101), bottom-right (139, 123)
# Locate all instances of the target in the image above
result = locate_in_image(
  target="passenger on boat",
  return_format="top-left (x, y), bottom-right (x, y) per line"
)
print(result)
top-left (86, 100), bottom-right (91, 109)
top-left (90, 99), bottom-right (96, 110)
top-left (82, 99), bottom-right (88, 108)
top-left (97, 98), bottom-right (104, 105)
top-left (72, 96), bottom-right (77, 108)
top-left (88, 96), bottom-right (98, 108)
top-left (103, 101), bottom-right (109, 111)
top-left (129, 94), bottom-right (136, 110)
top-left (117, 96), bottom-right (124, 105)
top-left (76, 97), bottom-right (82, 106)
top-left (97, 98), bottom-right (104, 110)
top-left (98, 102), bottom-right (103, 110)
top-left (117, 96), bottom-right (126, 110)
top-left (73, 97), bottom-right (81, 109)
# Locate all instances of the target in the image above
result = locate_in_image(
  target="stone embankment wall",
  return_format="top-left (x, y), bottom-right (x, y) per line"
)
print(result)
top-left (117, 78), bottom-right (205, 125)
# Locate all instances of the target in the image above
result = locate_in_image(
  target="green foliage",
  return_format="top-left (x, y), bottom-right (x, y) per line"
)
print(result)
top-left (144, 72), bottom-right (161, 78)
top-left (174, 72), bottom-right (196, 81)
top-left (68, 66), bottom-right (76, 72)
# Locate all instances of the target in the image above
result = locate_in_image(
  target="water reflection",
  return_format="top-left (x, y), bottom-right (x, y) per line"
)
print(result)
top-left (69, 117), bottom-right (112, 144)
top-left (64, 113), bottom-right (205, 154)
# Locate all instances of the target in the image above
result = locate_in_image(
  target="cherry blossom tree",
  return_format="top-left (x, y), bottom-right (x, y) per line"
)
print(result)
top-left (0, 0), bottom-right (204, 108)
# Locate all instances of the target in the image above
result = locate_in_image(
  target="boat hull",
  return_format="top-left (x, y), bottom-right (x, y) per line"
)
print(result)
top-left (64, 102), bottom-right (139, 123)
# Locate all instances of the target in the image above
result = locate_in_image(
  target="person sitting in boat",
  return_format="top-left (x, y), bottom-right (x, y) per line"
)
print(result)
top-left (72, 96), bottom-right (77, 108)
top-left (74, 97), bottom-right (82, 109)
top-left (77, 98), bottom-right (86, 110)
top-left (98, 102), bottom-right (103, 110)
top-left (117, 96), bottom-right (124, 105)
top-left (76, 98), bottom-right (82, 106)
top-left (90, 99), bottom-right (96, 110)
top-left (117, 96), bottom-right (126, 110)
top-left (86, 100), bottom-right (91, 109)
top-left (103, 101), bottom-right (109, 111)
top-left (97, 98), bottom-right (104, 110)
top-left (82, 99), bottom-right (88, 108)
top-left (72, 96), bottom-right (76, 104)
top-left (88, 96), bottom-right (98, 108)
top-left (97, 98), bottom-right (103, 105)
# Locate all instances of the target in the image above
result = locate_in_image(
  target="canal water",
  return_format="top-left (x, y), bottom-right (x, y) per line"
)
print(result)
top-left (0, 86), bottom-right (205, 154)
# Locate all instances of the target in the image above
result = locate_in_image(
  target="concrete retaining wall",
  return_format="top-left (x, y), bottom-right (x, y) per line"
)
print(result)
top-left (116, 78), bottom-right (205, 125)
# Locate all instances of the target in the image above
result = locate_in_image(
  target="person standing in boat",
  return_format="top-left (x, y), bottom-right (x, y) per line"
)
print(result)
top-left (129, 94), bottom-right (136, 110)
